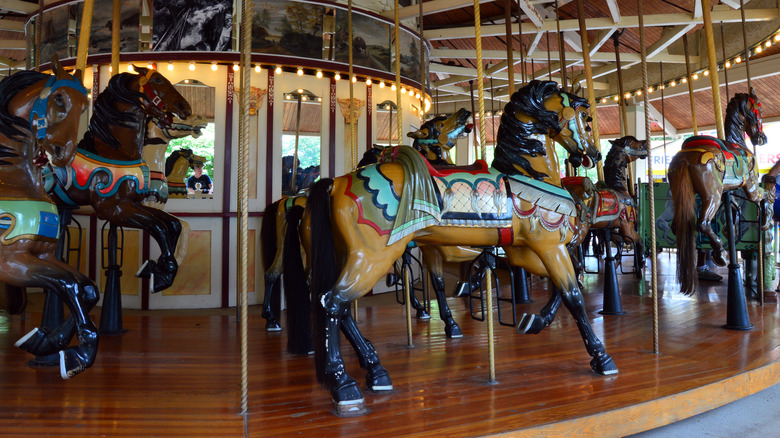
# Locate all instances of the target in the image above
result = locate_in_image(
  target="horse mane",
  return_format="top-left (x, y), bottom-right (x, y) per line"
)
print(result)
top-left (80, 73), bottom-right (148, 152)
top-left (165, 148), bottom-right (192, 177)
top-left (724, 92), bottom-right (753, 146)
top-left (492, 80), bottom-right (588, 180)
top-left (411, 116), bottom-right (444, 155)
top-left (603, 136), bottom-right (634, 192)
top-left (0, 71), bottom-right (49, 165)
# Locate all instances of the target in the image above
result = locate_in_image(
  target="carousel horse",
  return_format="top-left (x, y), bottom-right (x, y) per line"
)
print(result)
top-left (564, 135), bottom-right (649, 279)
top-left (669, 88), bottom-right (774, 294)
top-left (164, 147), bottom-right (207, 199)
top-left (285, 81), bottom-right (616, 414)
top-left (259, 109), bottom-right (473, 333)
top-left (142, 113), bottom-right (207, 208)
top-left (44, 67), bottom-right (193, 292)
top-left (0, 60), bottom-right (98, 378)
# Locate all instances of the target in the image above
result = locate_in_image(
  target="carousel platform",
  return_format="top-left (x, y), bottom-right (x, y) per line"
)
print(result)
top-left (1, 254), bottom-right (780, 437)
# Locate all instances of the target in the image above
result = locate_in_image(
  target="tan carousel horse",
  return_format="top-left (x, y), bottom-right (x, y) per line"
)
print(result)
top-left (285, 81), bottom-right (616, 415)
top-left (259, 108), bottom-right (473, 334)
top-left (0, 59), bottom-right (98, 378)
top-left (669, 89), bottom-right (774, 294)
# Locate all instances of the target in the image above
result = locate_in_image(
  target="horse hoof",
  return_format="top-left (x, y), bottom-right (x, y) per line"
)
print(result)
top-left (591, 353), bottom-right (619, 376)
top-left (517, 313), bottom-right (542, 334)
top-left (712, 251), bottom-right (728, 267)
top-left (265, 320), bottom-right (282, 332)
top-left (445, 323), bottom-right (463, 338)
top-left (416, 308), bottom-right (431, 320)
top-left (136, 260), bottom-right (156, 279)
top-left (334, 398), bottom-right (368, 417)
top-left (16, 328), bottom-right (57, 356)
top-left (332, 380), bottom-right (366, 417)
top-left (59, 348), bottom-right (89, 380)
top-left (366, 368), bottom-right (393, 393)
top-left (453, 282), bottom-right (469, 298)
top-left (385, 273), bottom-right (398, 287)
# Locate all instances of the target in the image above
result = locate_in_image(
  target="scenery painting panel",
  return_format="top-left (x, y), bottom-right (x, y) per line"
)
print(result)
top-left (153, 0), bottom-right (233, 51)
top-left (39, 7), bottom-right (68, 65)
top-left (398, 28), bottom-right (422, 81)
top-left (79, 0), bottom-right (140, 54)
top-left (251, 0), bottom-right (324, 59)
top-left (334, 10), bottom-right (390, 71)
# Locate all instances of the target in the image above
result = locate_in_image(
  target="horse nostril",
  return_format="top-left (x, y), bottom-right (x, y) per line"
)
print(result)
top-left (55, 145), bottom-right (62, 157)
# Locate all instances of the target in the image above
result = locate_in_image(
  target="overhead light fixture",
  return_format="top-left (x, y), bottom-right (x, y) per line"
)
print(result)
top-left (379, 82), bottom-right (385, 88)
top-left (212, 62), bottom-right (218, 71)
top-left (275, 66), bottom-right (282, 74)
top-left (647, 86), bottom-right (654, 93)
top-left (316, 70), bottom-right (323, 78)
top-left (317, 97), bottom-right (322, 102)
top-left (670, 80), bottom-right (676, 87)
top-left (366, 78), bottom-right (372, 85)
top-left (334, 73), bottom-right (341, 81)
top-left (692, 73), bottom-right (699, 80)
top-left (297, 68), bottom-right (304, 76)
top-left (189, 61), bottom-right (195, 71)
top-left (636, 90), bottom-right (642, 96)
top-left (704, 70), bottom-right (710, 76)
top-left (167, 61), bottom-right (174, 71)
top-left (601, 97), bottom-right (607, 103)
top-left (297, 88), bottom-right (303, 93)
top-left (254, 64), bottom-right (261, 73)
top-left (756, 46), bottom-right (763, 53)
top-left (735, 56), bottom-right (742, 63)
top-left (232, 63), bottom-right (239, 71)
top-left (725, 61), bottom-right (731, 68)
top-left (127, 64), bottom-right (135, 73)
top-left (681, 77), bottom-right (687, 84)
top-left (147, 61), bottom-right (154, 69)
top-left (351, 75), bottom-right (357, 83)
top-left (391, 84), bottom-right (397, 91)
top-left (613, 95), bottom-right (619, 101)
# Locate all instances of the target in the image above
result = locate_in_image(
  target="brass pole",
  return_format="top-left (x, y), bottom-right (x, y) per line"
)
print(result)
top-left (504, 0), bottom-right (515, 95)
top-left (638, 0), bottom-right (659, 354)
top-left (576, 0), bottom-right (604, 182)
top-left (701, 0), bottom-right (725, 138)
top-left (517, 3), bottom-right (525, 84)
top-left (546, 32), bottom-right (552, 81)
top-left (555, 0), bottom-right (566, 88)
top-left (238, 0), bottom-right (251, 415)
top-left (403, 261), bottom-right (414, 347)
top-left (394, 0), bottom-right (403, 144)
top-left (36, 0), bottom-right (43, 70)
top-left (612, 30), bottom-right (628, 136)
top-left (740, 0), bottom-right (753, 91)
top-left (290, 94), bottom-right (303, 193)
top-left (660, 62), bottom-right (669, 173)
top-left (682, 34), bottom-right (698, 136)
top-left (473, 0), bottom-right (488, 160)
top-left (75, 0), bottom-right (96, 75)
top-left (720, 22), bottom-right (730, 101)
top-left (111, 0), bottom-right (120, 76)
top-left (348, 0), bottom-right (355, 171)
top-left (485, 265), bottom-right (496, 383)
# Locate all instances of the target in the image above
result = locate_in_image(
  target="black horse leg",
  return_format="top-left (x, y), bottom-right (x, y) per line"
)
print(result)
top-left (261, 273), bottom-right (282, 331)
top-left (517, 287), bottom-right (562, 334)
top-left (340, 310), bottom-right (393, 392)
top-left (57, 280), bottom-right (100, 379)
top-left (16, 314), bottom-right (77, 356)
top-left (560, 286), bottom-right (617, 375)
top-left (429, 273), bottom-right (463, 338)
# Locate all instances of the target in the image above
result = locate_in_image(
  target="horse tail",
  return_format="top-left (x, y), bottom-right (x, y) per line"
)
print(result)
top-left (671, 162), bottom-right (698, 295)
top-left (282, 204), bottom-right (311, 355)
top-left (306, 178), bottom-right (337, 385)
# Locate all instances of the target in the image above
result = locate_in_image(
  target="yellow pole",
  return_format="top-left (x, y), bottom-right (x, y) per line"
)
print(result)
top-left (403, 261), bottom-right (413, 347)
top-left (75, 0), bottom-right (95, 75)
top-left (394, 0), bottom-right (403, 145)
top-left (111, 0), bottom-right (120, 76)
top-left (485, 266), bottom-right (496, 383)
top-left (576, 0), bottom-right (604, 182)
top-left (638, 0), bottom-right (659, 354)
top-left (504, 0), bottom-right (514, 95)
top-left (701, 0), bottom-right (725, 139)
top-left (682, 34), bottom-right (698, 136)
top-left (348, 0), bottom-right (355, 171)
top-left (473, 0), bottom-right (487, 160)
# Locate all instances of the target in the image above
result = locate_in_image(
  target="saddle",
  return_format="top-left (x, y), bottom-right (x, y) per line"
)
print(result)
top-left (681, 136), bottom-right (752, 184)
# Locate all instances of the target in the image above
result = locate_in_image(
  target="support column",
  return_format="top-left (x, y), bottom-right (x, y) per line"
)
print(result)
top-left (625, 103), bottom-right (649, 184)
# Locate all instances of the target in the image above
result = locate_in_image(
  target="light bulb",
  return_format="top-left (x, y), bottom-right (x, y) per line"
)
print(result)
top-left (379, 82), bottom-right (385, 88)
top-left (254, 65), bottom-right (261, 73)
top-left (167, 61), bottom-right (174, 71)
top-left (211, 62), bottom-right (218, 71)
top-left (275, 66), bottom-right (282, 74)
top-left (334, 73), bottom-right (341, 81)
top-left (232, 63), bottom-right (239, 71)
top-left (391, 84), bottom-right (396, 91)
top-left (316, 70), bottom-right (323, 78)
top-left (189, 62), bottom-right (195, 71)
top-left (297, 68), bottom-right (303, 76)
top-left (366, 78), bottom-right (372, 85)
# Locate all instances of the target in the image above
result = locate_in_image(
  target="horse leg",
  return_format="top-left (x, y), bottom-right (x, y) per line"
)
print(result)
top-left (504, 247), bottom-right (562, 335)
top-left (420, 247), bottom-right (462, 338)
top-left (340, 310), bottom-right (393, 392)
top-left (538, 245), bottom-right (617, 375)
top-left (697, 192), bottom-right (726, 266)
top-left (261, 273), bottom-right (282, 331)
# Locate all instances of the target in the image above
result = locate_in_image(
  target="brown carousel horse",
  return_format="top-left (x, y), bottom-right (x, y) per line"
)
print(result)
top-left (563, 135), bottom-right (649, 280)
top-left (259, 108), bottom-right (472, 333)
top-left (669, 89), bottom-right (774, 294)
top-left (286, 81), bottom-right (616, 414)
top-left (44, 67), bottom-right (192, 292)
top-left (0, 60), bottom-right (98, 378)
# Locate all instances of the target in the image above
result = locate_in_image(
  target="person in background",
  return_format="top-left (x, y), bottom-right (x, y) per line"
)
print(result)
top-left (187, 161), bottom-right (213, 194)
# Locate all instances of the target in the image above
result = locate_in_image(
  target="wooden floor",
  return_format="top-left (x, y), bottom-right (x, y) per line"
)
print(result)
top-left (2, 254), bottom-right (780, 437)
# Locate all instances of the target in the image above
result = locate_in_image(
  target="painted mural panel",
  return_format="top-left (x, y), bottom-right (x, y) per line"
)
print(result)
top-left (251, 0), bottom-right (324, 59)
top-left (333, 10), bottom-right (390, 71)
top-left (153, 0), bottom-right (233, 51)
top-left (80, 0), bottom-right (141, 54)
top-left (399, 28), bottom-right (422, 82)
top-left (163, 230), bottom-right (212, 296)
top-left (39, 7), bottom-right (69, 65)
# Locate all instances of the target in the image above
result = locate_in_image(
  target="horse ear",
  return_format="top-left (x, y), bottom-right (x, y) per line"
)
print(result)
top-left (72, 69), bottom-right (84, 82)
top-left (608, 139), bottom-right (616, 145)
top-left (51, 54), bottom-right (67, 78)
top-left (407, 129), bottom-right (426, 139)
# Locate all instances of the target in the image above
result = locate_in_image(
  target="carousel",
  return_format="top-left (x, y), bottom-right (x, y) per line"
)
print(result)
top-left (1, 0), bottom-right (780, 435)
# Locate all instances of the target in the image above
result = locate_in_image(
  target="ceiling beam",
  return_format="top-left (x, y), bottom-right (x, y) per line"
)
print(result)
top-left (425, 9), bottom-right (778, 40)
top-left (605, 0), bottom-right (621, 24)
top-left (0, 40), bottom-right (26, 50)
top-left (1, 0), bottom-right (38, 14)
top-left (431, 48), bottom-right (696, 64)
top-left (720, 0), bottom-right (752, 9)
top-left (591, 28), bottom-right (617, 56)
top-left (431, 61), bottom-right (510, 87)
top-left (380, 0), bottom-right (494, 20)
top-left (646, 103), bottom-right (678, 137)
top-left (0, 19), bottom-right (25, 33)
top-left (647, 24), bottom-right (697, 58)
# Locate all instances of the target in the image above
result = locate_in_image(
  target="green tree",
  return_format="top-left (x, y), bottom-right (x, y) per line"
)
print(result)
top-left (166, 123), bottom-right (216, 179)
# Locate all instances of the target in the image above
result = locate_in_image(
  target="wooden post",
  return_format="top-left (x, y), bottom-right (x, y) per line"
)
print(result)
top-left (576, 0), bottom-right (604, 182)
top-left (611, 31), bottom-right (628, 137)
top-left (75, 0), bottom-right (95, 75)
top-left (701, 0), bottom-right (725, 138)
top-left (111, 0), bottom-right (120, 76)
top-left (504, 0), bottom-right (515, 95)
top-left (682, 34), bottom-right (699, 136)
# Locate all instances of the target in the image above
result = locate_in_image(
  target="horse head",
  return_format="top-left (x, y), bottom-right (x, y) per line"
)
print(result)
top-left (608, 135), bottom-right (648, 163)
top-left (548, 90), bottom-right (601, 170)
top-left (146, 113), bottom-right (207, 144)
top-left (8, 55), bottom-right (88, 167)
top-left (407, 108), bottom-right (472, 164)
top-left (132, 66), bottom-right (193, 132)
top-left (745, 88), bottom-right (767, 147)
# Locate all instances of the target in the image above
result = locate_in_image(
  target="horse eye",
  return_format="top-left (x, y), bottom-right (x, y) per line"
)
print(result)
top-left (54, 93), bottom-right (65, 106)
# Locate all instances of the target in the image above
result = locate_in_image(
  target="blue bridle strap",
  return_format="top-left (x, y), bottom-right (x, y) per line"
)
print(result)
top-left (29, 75), bottom-right (89, 140)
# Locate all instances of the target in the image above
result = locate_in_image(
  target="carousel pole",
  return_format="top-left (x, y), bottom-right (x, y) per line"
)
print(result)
top-left (660, 62), bottom-right (669, 169)
top-left (611, 30), bottom-right (628, 137)
top-left (393, 0), bottom-right (411, 344)
top-left (238, 0), bottom-right (251, 415)
top-left (517, 4), bottom-right (525, 85)
top-left (638, 0), bottom-right (660, 354)
top-left (348, 0), bottom-right (360, 321)
top-left (472, 0), bottom-right (495, 384)
top-left (701, 0), bottom-right (725, 138)
top-left (576, 0), bottom-right (604, 182)
top-left (504, 0), bottom-right (514, 95)
top-left (720, 22), bottom-right (730, 102)
top-left (741, 0), bottom-right (763, 304)
top-left (546, 32), bottom-right (552, 81)
top-left (111, 0), bottom-right (120, 76)
top-left (35, 0), bottom-right (42, 70)
top-left (75, 0), bottom-right (95, 75)
top-left (555, 0), bottom-right (566, 89)
top-left (682, 36), bottom-right (698, 136)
